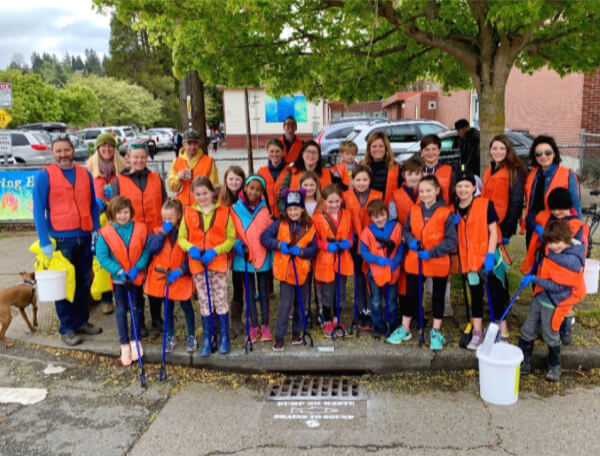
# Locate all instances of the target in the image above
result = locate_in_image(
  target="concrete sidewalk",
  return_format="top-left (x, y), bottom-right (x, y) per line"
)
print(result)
top-left (4, 232), bottom-right (600, 374)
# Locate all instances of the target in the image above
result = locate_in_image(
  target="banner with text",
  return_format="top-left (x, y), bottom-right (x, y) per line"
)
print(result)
top-left (0, 170), bottom-right (37, 220)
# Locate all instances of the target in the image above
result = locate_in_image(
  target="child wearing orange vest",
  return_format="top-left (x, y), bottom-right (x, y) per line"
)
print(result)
top-left (144, 198), bottom-right (196, 353)
top-left (521, 187), bottom-right (589, 345)
top-left (343, 165), bottom-right (383, 330)
top-left (389, 156), bottom-right (423, 225)
top-left (300, 171), bottom-right (321, 217)
top-left (261, 189), bottom-right (317, 352)
top-left (258, 138), bottom-right (290, 218)
top-left (518, 219), bottom-right (586, 381)
top-left (329, 140), bottom-right (359, 190)
top-left (313, 185), bottom-right (354, 337)
top-left (453, 170), bottom-right (508, 349)
top-left (178, 177), bottom-right (236, 356)
top-left (230, 176), bottom-right (274, 343)
top-left (359, 200), bottom-right (403, 338)
top-left (96, 196), bottom-right (151, 366)
top-left (399, 175), bottom-right (457, 350)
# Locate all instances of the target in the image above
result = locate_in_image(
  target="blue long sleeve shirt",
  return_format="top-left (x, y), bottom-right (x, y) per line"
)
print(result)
top-left (33, 166), bottom-right (101, 247)
top-left (359, 221), bottom-right (404, 276)
top-left (146, 228), bottom-right (190, 275)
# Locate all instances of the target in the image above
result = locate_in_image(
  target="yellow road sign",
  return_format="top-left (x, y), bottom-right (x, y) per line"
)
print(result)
top-left (0, 109), bottom-right (11, 129)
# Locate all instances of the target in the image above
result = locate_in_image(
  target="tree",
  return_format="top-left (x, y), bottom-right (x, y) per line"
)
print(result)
top-left (58, 84), bottom-right (100, 127)
top-left (8, 54), bottom-right (28, 72)
top-left (84, 49), bottom-right (103, 76)
top-left (97, 0), bottom-right (600, 173)
top-left (205, 85), bottom-right (223, 128)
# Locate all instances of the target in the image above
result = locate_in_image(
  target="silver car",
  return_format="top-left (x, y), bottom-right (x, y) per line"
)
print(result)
top-left (4, 130), bottom-right (53, 164)
top-left (317, 118), bottom-right (387, 165)
top-left (144, 128), bottom-right (176, 151)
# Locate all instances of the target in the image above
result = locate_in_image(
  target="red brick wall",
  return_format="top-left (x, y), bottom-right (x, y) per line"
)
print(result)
top-left (437, 90), bottom-right (471, 129)
top-left (582, 69), bottom-right (600, 135)
top-left (420, 93), bottom-right (438, 121)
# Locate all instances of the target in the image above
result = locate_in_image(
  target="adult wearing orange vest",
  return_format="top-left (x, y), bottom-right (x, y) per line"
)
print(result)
top-left (281, 116), bottom-right (304, 164)
top-left (112, 140), bottom-right (167, 335)
top-left (258, 138), bottom-right (290, 218)
top-left (33, 136), bottom-right (102, 346)
top-left (276, 140), bottom-right (332, 214)
top-left (167, 129), bottom-right (219, 206)
top-left (523, 135), bottom-right (581, 247)
top-left (481, 135), bottom-right (527, 246)
top-left (361, 131), bottom-right (400, 205)
top-left (86, 132), bottom-right (127, 315)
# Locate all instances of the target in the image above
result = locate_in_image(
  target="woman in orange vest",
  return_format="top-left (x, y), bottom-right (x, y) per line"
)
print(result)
top-left (313, 185), bottom-right (354, 338)
top-left (360, 131), bottom-right (399, 205)
top-left (257, 138), bottom-right (290, 218)
top-left (261, 189), bottom-right (317, 352)
top-left (96, 196), bottom-right (151, 366)
top-left (482, 135), bottom-right (527, 246)
top-left (453, 170), bottom-right (509, 349)
top-left (230, 176), bottom-right (274, 343)
top-left (178, 177), bottom-right (235, 357)
top-left (112, 140), bottom-right (167, 336)
top-left (400, 175), bottom-right (457, 351)
top-left (276, 140), bottom-right (332, 214)
top-left (523, 135), bottom-right (582, 247)
top-left (144, 198), bottom-right (196, 353)
top-left (342, 165), bottom-right (383, 330)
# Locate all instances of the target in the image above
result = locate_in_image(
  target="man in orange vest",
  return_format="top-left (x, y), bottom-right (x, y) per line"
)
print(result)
top-left (167, 129), bottom-right (219, 205)
top-left (281, 116), bottom-right (304, 164)
top-left (33, 136), bottom-right (102, 346)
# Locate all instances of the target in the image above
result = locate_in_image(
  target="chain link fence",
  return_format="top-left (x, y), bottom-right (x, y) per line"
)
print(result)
top-left (577, 130), bottom-right (600, 182)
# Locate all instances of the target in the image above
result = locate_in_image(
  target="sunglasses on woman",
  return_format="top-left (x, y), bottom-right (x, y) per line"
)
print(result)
top-left (535, 149), bottom-right (554, 157)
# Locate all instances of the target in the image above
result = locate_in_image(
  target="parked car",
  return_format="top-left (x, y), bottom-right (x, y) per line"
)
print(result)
top-left (346, 120), bottom-right (448, 160)
top-left (77, 127), bottom-right (112, 147)
top-left (77, 126), bottom-right (137, 155)
top-left (144, 128), bottom-right (176, 151)
top-left (3, 130), bottom-right (53, 164)
top-left (49, 133), bottom-right (88, 161)
top-left (17, 122), bottom-right (67, 134)
top-left (317, 120), bottom-right (374, 165)
top-left (329, 116), bottom-right (387, 125)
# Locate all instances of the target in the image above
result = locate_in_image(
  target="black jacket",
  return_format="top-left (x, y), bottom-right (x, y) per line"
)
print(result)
top-left (459, 128), bottom-right (480, 176)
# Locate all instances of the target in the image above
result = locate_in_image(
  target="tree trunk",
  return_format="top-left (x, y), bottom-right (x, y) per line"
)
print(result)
top-left (477, 80), bottom-right (507, 175)
top-left (244, 87), bottom-right (254, 174)
top-left (179, 70), bottom-right (208, 150)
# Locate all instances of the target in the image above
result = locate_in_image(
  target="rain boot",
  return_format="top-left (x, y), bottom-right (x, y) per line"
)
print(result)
top-left (218, 312), bottom-right (230, 354)
top-left (230, 300), bottom-right (243, 339)
top-left (200, 316), bottom-right (212, 357)
top-left (546, 345), bottom-right (561, 382)
top-left (559, 317), bottom-right (572, 346)
top-left (518, 337), bottom-right (534, 375)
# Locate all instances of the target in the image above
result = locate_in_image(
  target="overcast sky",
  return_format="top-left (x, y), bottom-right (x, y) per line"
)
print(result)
top-left (0, 0), bottom-right (111, 70)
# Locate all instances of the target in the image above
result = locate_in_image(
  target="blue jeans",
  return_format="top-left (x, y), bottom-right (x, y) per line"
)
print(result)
top-left (113, 284), bottom-right (143, 345)
top-left (166, 299), bottom-right (195, 337)
top-left (368, 276), bottom-right (398, 332)
top-left (54, 234), bottom-right (92, 334)
top-left (244, 271), bottom-right (270, 327)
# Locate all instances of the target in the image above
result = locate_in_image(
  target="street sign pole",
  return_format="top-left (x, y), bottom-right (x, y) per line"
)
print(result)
top-left (0, 83), bottom-right (12, 108)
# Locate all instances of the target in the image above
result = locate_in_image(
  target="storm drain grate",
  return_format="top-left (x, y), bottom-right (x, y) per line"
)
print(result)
top-left (266, 376), bottom-right (365, 401)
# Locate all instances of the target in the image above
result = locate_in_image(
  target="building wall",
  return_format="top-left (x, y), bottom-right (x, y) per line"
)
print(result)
top-left (436, 89), bottom-right (471, 129)
top-left (582, 69), bottom-right (600, 135)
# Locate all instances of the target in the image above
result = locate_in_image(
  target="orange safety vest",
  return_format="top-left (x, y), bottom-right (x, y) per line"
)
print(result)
top-left (258, 164), bottom-right (290, 218)
top-left (46, 163), bottom-right (93, 232)
top-left (404, 204), bottom-right (452, 277)
top-left (343, 188), bottom-right (383, 236)
top-left (143, 228), bottom-right (193, 301)
top-left (280, 136), bottom-right (303, 164)
top-left (174, 154), bottom-right (214, 206)
top-left (521, 210), bottom-right (589, 274)
top-left (390, 186), bottom-right (419, 226)
top-left (99, 222), bottom-right (147, 286)
top-left (433, 164), bottom-right (453, 206)
top-left (272, 221), bottom-right (316, 285)
top-left (230, 204), bottom-right (272, 270)
top-left (359, 223), bottom-right (403, 287)
top-left (456, 198), bottom-right (497, 273)
top-left (289, 168), bottom-right (333, 193)
top-left (329, 162), bottom-right (351, 189)
top-left (117, 172), bottom-right (163, 234)
top-left (482, 165), bottom-right (510, 224)
top-left (312, 209), bottom-right (354, 283)
top-left (534, 245), bottom-right (585, 331)
top-left (383, 164), bottom-right (400, 205)
top-left (184, 205), bottom-right (230, 274)
top-left (93, 175), bottom-right (115, 202)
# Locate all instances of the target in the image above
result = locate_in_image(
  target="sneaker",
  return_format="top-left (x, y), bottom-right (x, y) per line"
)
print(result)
top-left (61, 332), bottom-right (82, 346)
top-left (249, 326), bottom-right (261, 343)
top-left (322, 321), bottom-right (334, 338)
top-left (291, 334), bottom-right (303, 345)
top-left (358, 314), bottom-right (372, 331)
top-left (260, 325), bottom-right (273, 342)
top-left (466, 331), bottom-right (483, 350)
top-left (166, 335), bottom-right (176, 353)
top-left (272, 338), bottom-right (284, 352)
top-left (120, 344), bottom-right (132, 366)
top-left (75, 323), bottom-right (102, 335)
top-left (429, 329), bottom-right (446, 351)
top-left (130, 340), bottom-right (143, 361)
top-left (386, 326), bottom-right (412, 345)
top-left (101, 302), bottom-right (115, 315)
top-left (186, 335), bottom-right (197, 352)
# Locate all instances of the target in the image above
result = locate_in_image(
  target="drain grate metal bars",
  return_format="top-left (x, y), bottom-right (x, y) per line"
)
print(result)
top-left (266, 376), bottom-right (365, 401)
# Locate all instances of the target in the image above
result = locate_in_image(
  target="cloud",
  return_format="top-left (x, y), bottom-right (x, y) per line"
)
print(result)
top-left (0, 6), bottom-right (110, 69)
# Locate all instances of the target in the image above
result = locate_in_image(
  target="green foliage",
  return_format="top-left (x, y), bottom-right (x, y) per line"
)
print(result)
top-left (204, 85), bottom-right (223, 127)
top-left (57, 84), bottom-right (100, 127)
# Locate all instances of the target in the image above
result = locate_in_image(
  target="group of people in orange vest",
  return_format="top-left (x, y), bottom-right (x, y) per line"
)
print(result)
top-left (35, 120), bottom-right (589, 382)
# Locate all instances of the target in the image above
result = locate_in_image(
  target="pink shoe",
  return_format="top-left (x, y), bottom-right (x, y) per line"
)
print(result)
top-left (249, 326), bottom-right (260, 343)
top-left (322, 321), bottom-right (334, 338)
top-left (130, 340), bottom-right (143, 361)
top-left (260, 325), bottom-right (273, 342)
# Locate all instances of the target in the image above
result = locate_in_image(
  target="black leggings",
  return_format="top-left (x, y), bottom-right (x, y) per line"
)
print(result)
top-left (468, 274), bottom-right (508, 320)
top-left (403, 275), bottom-right (447, 320)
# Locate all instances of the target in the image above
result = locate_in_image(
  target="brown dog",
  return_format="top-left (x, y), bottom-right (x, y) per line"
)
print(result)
top-left (0, 272), bottom-right (38, 348)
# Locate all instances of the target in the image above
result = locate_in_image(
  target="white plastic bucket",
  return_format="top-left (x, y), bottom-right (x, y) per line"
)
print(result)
top-left (584, 259), bottom-right (599, 294)
top-left (36, 270), bottom-right (66, 301)
top-left (476, 342), bottom-right (524, 405)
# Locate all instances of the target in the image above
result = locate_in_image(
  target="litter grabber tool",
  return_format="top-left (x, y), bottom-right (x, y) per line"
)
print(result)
top-left (290, 255), bottom-right (313, 347)
top-left (458, 273), bottom-right (473, 349)
top-left (242, 245), bottom-right (253, 354)
top-left (418, 258), bottom-right (425, 346)
top-left (349, 271), bottom-right (359, 338)
top-left (331, 250), bottom-right (345, 340)
top-left (203, 264), bottom-right (218, 353)
top-left (154, 267), bottom-right (171, 382)
top-left (484, 277), bottom-right (496, 323)
top-left (126, 281), bottom-right (147, 388)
